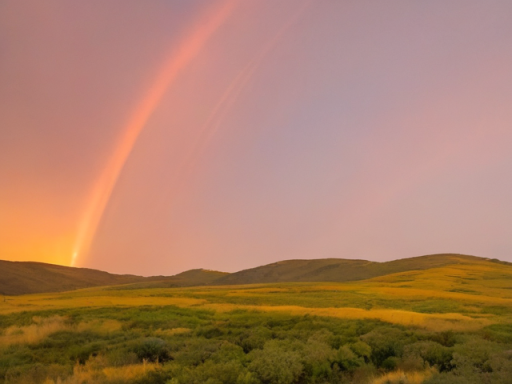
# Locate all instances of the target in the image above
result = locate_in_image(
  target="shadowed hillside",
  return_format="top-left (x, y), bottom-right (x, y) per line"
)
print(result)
top-left (0, 261), bottom-right (227, 295)
top-left (2, 254), bottom-right (512, 384)
top-left (1, 254), bottom-right (501, 295)
top-left (213, 253), bottom-right (487, 285)
top-left (0, 260), bottom-right (150, 295)
top-left (109, 269), bottom-right (230, 290)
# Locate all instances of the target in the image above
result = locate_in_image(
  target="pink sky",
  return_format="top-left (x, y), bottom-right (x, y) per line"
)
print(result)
top-left (1, 0), bottom-right (511, 275)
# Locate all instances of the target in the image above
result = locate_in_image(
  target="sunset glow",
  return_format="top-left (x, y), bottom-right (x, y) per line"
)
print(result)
top-left (71, 0), bottom-right (236, 266)
top-left (1, 0), bottom-right (512, 275)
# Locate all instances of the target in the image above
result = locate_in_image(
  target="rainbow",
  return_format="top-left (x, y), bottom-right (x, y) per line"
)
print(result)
top-left (71, 0), bottom-right (236, 266)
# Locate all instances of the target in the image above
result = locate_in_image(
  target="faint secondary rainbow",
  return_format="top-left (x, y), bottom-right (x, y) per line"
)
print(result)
top-left (71, 0), bottom-right (236, 267)
top-left (150, 0), bottom-right (312, 220)
top-left (174, 0), bottom-right (312, 193)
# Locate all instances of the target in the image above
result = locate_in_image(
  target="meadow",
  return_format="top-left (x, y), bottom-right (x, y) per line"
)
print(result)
top-left (1, 259), bottom-right (512, 383)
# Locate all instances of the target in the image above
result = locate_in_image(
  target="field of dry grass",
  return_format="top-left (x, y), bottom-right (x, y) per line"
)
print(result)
top-left (1, 259), bottom-right (512, 383)
top-left (4, 260), bottom-right (510, 330)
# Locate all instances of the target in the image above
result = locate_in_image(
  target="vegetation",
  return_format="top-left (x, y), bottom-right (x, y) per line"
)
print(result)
top-left (0, 261), bottom-right (146, 296)
top-left (1, 255), bottom-right (512, 383)
top-left (213, 254), bottom-right (483, 285)
top-left (0, 261), bottom-right (225, 296)
top-left (1, 254), bottom-right (491, 296)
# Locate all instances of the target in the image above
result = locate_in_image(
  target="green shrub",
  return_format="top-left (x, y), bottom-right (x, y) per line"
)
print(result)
top-left (404, 341), bottom-right (452, 371)
top-left (132, 337), bottom-right (171, 362)
top-left (237, 327), bottom-right (273, 353)
top-left (361, 327), bottom-right (407, 367)
top-left (336, 345), bottom-right (362, 371)
top-left (248, 340), bottom-right (303, 384)
top-left (350, 341), bottom-right (372, 363)
top-left (381, 356), bottom-right (399, 370)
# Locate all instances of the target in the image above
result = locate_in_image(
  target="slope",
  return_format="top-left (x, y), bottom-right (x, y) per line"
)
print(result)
top-left (0, 261), bottom-right (227, 295)
top-left (0, 260), bottom-right (151, 295)
top-left (212, 253), bottom-right (487, 285)
top-left (110, 269), bottom-right (230, 290)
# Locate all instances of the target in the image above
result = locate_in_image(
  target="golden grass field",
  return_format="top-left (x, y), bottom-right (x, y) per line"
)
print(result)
top-left (1, 258), bottom-right (512, 384)
top-left (3, 260), bottom-right (511, 331)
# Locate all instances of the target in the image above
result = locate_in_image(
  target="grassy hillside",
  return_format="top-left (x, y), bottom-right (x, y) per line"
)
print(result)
top-left (0, 254), bottom-right (498, 296)
top-left (0, 260), bottom-right (151, 296)
top-left (214, 253), bottom-right (484, 285)
top-left (1, 256), bottom-right (512, 383)
top-left (110, 269), bottom-right (230, 290)
top-left (0, 261), bottom-right (226, 295)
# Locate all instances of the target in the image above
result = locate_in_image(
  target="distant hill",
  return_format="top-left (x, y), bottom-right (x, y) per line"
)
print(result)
top-left (213, 254), bottom-right (487, 285)
top-left (0, 260), bottom-right (151, 295)
top-left (1, 254), bottom-right (501, 295)
top-left (110, 269), bottom-right (230, 290)
top-left (0, 261), bottom-right (226, 295)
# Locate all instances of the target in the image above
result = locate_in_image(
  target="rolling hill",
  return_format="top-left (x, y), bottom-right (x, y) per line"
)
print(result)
top-left (0, 261), bottom-right (226, 295)
top-left (108, 269), bottom-right (230, 291)
top-left (2, 254), bottom-right (512, 384)
top-left (0, 260), bottom-right (151, 295)
top-left (213, 253), bottom-right (489, 285)
top-left (1, 254), bottom-right (506, 295)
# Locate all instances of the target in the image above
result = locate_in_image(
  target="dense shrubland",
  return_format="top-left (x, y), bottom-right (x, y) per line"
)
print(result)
top-left (1, 305), bottom-right (512, 384)
top-left (2, 260), bottom-right (512, 383)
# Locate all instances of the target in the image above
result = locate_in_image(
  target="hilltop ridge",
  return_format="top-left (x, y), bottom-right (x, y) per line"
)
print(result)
top-left (213, 253), bottom-right (484, 285)
top-left (0, 260), bottom-right (149, 296)
top-left (0, 253), bottom-right (499, 295)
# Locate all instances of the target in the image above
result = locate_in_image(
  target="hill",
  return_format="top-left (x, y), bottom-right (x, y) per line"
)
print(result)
top-left (0, 260), bottom-right (151, 295)
top-left (110, 269), bottom-right (229, 290)
top-left (213, 253), bottom-right (486, 285)
top-left (0, 261), bottom-right (226, 295)
top-left (1, 254), bottom-right (501, 295)
top-left (2, 254), bottom-right (512, 384)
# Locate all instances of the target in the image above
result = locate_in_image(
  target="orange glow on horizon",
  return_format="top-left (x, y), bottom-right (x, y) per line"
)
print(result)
top-left (71, 0), bottom-right (236, 266)
top-left (3, 1), bottom-right (512, 273)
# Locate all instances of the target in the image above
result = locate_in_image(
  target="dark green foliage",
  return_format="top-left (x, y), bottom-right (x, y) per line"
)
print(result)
top-left (404, 341), bottom-right (453, 371)
top-left (237, 326), bottom-right (273, 352)
top-left (172, 338), bottom-right (225, 367)
top-left (196, 326), bottom-right (224, 339)
top-left (429, 330), bottom-right (457, 347)
top-left (350, 341), bottom-right (372, 362)
top-left (248, 340), bottom-right (303, 384)
top-left (132, 337), bottom-right (171, 362)
top-left (1, 305), bottom-right (512, 384)
top-left (336, 345), bottom-right (362, 371)
top-left (360, 327), bottom-right (409, 367)
top-left (424, 336), bottom-right (512, 384)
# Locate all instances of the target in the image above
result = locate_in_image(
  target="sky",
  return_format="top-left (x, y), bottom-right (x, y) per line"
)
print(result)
top-left (1, 0), bottom-right (512, 276)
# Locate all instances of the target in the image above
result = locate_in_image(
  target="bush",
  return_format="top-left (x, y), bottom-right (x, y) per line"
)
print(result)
top-left (132, 337), bottom-right (171, 362)
top-left (381, 356), bottom-right (399, 371)
top-left (404, 341), bottom-right (452, 371)
top-left (302, 338), bottom-right (336, 379)
top-left (350, 341), bottom-right (372, 363)
top-left (237, 327), bottom-right (273, 353)
top-left (361, 327), bottom-right (407, 367)
top-left (248, 340), bottom-right (303, 384)
top-left (336, 345), bottom-right (362, 371)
